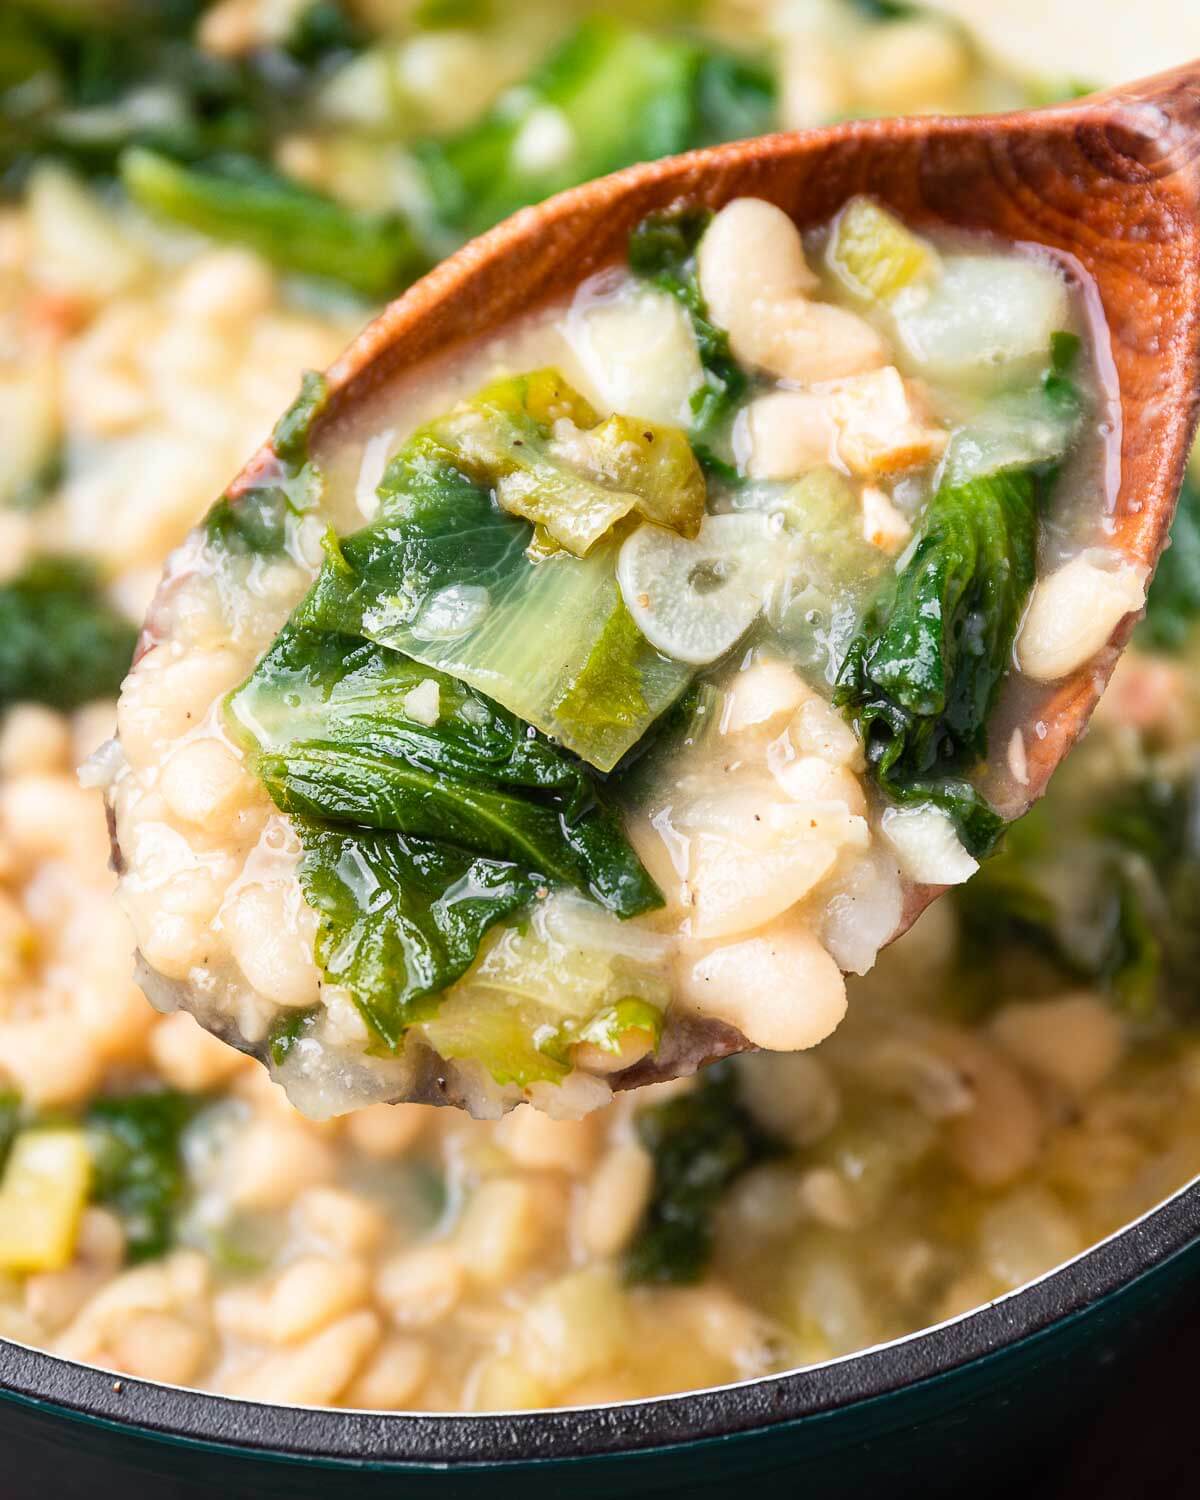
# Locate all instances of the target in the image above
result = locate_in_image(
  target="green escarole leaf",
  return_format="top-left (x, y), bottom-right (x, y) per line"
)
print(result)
top-left (229, 625), bottom-right (659, 917)
top-left (414, 17), bottom-right (775, 240)
top-left (835, 467), bottom-right (1045, 857)
top-left (297, 824), bottom-right (542, 1048)
top-left (628, 205), bottom-right (748, 453)
top-left (204, 370), bottom-right (329, 560)
top-left (625, 1060), bottom-right (784, 1285)
top-left (86, 1090), bottom-right (207, 1264)
top-left (951, 752), bottom-right (1200, 1025)
top-left (296, 371), bottom-right (696, 772)
top-left (1139, 468), bottom-right (1200, 653)
top-left (120, 148), bottom-right (428, 299)
top-left (0, 556), bottom-right (136, 712)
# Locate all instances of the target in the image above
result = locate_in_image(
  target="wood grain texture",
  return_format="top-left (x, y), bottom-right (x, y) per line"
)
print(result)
top-left (219, 64), bottom-right (1200, 1042)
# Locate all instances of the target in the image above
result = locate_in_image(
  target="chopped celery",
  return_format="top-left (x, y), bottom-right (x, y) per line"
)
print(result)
top-left (0, 1128), bottom-right (91, 1273)
top-left (426, 371), bottom-right (706, 556)
top-left (421, 897), bottom-right (669, 1086)
top-left (827, 195), bottom-right (938, 303)
top-left (120, 148), bottom-right (427, 298)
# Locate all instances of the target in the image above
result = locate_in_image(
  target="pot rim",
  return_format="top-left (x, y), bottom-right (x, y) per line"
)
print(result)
top-left (2, 1170), bottom-right (1199, 1468)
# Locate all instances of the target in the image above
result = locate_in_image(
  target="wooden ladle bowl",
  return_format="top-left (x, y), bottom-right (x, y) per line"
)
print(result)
top-left (205, 63), bottom-right (1200, 1088)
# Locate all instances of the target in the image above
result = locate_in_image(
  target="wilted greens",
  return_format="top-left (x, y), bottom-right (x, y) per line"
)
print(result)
top-left (416, 17), bottom-right (775, 240)
top-left (835, 468), bottom-right (1043, 857)
top-left (1139, 471), bottom-right (1200, 653)
top-left (626, 1060), bottom-right (784, 1285)
top-left (226, 416), bottom-right (668, 1051)
top-left (204, 369), bottom-right (328, 559)
top-left (0, 557), bottom-right (137, 712)
top-left (294, 370), bottom-right (697, 770)
top-left (953, 752), bottom-right (1200, 1025)
top-left (628, 205), bottom-right (749, 455)
top-left (121, 148), bottom-right (426, 297)
top-left (86, 1090), bottom-right (207, 1263)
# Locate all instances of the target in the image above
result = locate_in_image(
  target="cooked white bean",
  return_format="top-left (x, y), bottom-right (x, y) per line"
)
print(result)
top-left (1017, 551), bottom-right (1147, 681)
top-left (678, 924), bottom-right (847, 1050)
top-left (990, 993), bottom-right (1124, 1096)
top-left (494, 1106), bottom-right (598, 1175)
top-left (698, 199), bottom-right (886, 383)
top-left (880, 804), bottom-right (978, 886)
top-left (223, 882), bottom-right (322, 1009)
top-left (376, 1245), bottom-right (466, 1329)
top-left (577, 1143), bottom-right (654, 1257)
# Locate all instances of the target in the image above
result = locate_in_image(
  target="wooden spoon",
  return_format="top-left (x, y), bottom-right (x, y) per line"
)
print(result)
top-left (170, 63), bottom-right (1200, 1092)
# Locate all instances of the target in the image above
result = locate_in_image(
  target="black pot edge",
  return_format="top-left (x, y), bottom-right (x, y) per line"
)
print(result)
top-left (2, 1173), bottom-right (1198, 1468)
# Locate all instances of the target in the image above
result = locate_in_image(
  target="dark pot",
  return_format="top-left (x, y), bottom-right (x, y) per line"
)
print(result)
top-left (2, 1177), bottom-right (1198, 1499)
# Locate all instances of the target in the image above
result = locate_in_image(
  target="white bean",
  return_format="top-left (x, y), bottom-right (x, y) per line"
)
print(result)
top-left (376, 1245), bottom-right (466, 1329)
top-left (698, 199), bottom-right (886, 384)
top-left (880, 804), bottom-right (978, 886)
top-left (1017, 551), bottom-right (1147, 682)
top-left (678, 923), bottom-right (847, 1051)
top-left (224, 881), bottom-right (322, 1009)
top-left (494, 1106), bottom-right (598, 1175)
top-left (159, 738), bottom-right (262, 832)
top-left (576, 1143), bottom-right (654, 1258)
top-left (989, 993), bottom-right (1124, 1096)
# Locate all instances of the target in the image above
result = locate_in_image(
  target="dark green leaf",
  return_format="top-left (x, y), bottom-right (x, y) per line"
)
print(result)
top-left (297, 822), bottom-right (541, 1048)
top-left (120, 148), bottom-right (427, 298)
top-left (628, 205), bottom-right (749, 444)
top-left (952, 756), bottom-right (1200, 1024)
top-left (86, 1089), bottom-right (206, 1263)
top-left (625, 1060), bottom-right (784, 1285)
top-left (267, 1005), bottom-right (321, 1068)
top-left (835, 468), bottom-right (1045, 856)
top-left (0, 1090), bottom-right (20, 1173)
top-left (0, 556), bottom-right (136, 712)
top-left (231, 625), bottom-right (660, 917)
top-left (283, 1), bottom-right (365, 64)
top-left (204, 371), bottom-right (329, 559)
top-left (415, 18), bottom-right (775, 240)
top-left (1138, 472), bottom-right (1200, 653)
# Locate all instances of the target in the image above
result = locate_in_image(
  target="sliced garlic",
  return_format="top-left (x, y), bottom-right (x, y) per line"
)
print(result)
top-left (617, 513), bottom-right (775, 666)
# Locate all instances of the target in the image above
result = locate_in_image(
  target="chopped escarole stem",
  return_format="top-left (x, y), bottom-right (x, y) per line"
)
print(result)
top-left (294, 369), bottom-right (700, 770)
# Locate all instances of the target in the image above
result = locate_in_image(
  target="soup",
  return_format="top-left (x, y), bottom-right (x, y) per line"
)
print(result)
top-left (0, 0), bottom-right (1198, 1415)
top-left (103, 192), bottom-right (1125, 1120)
